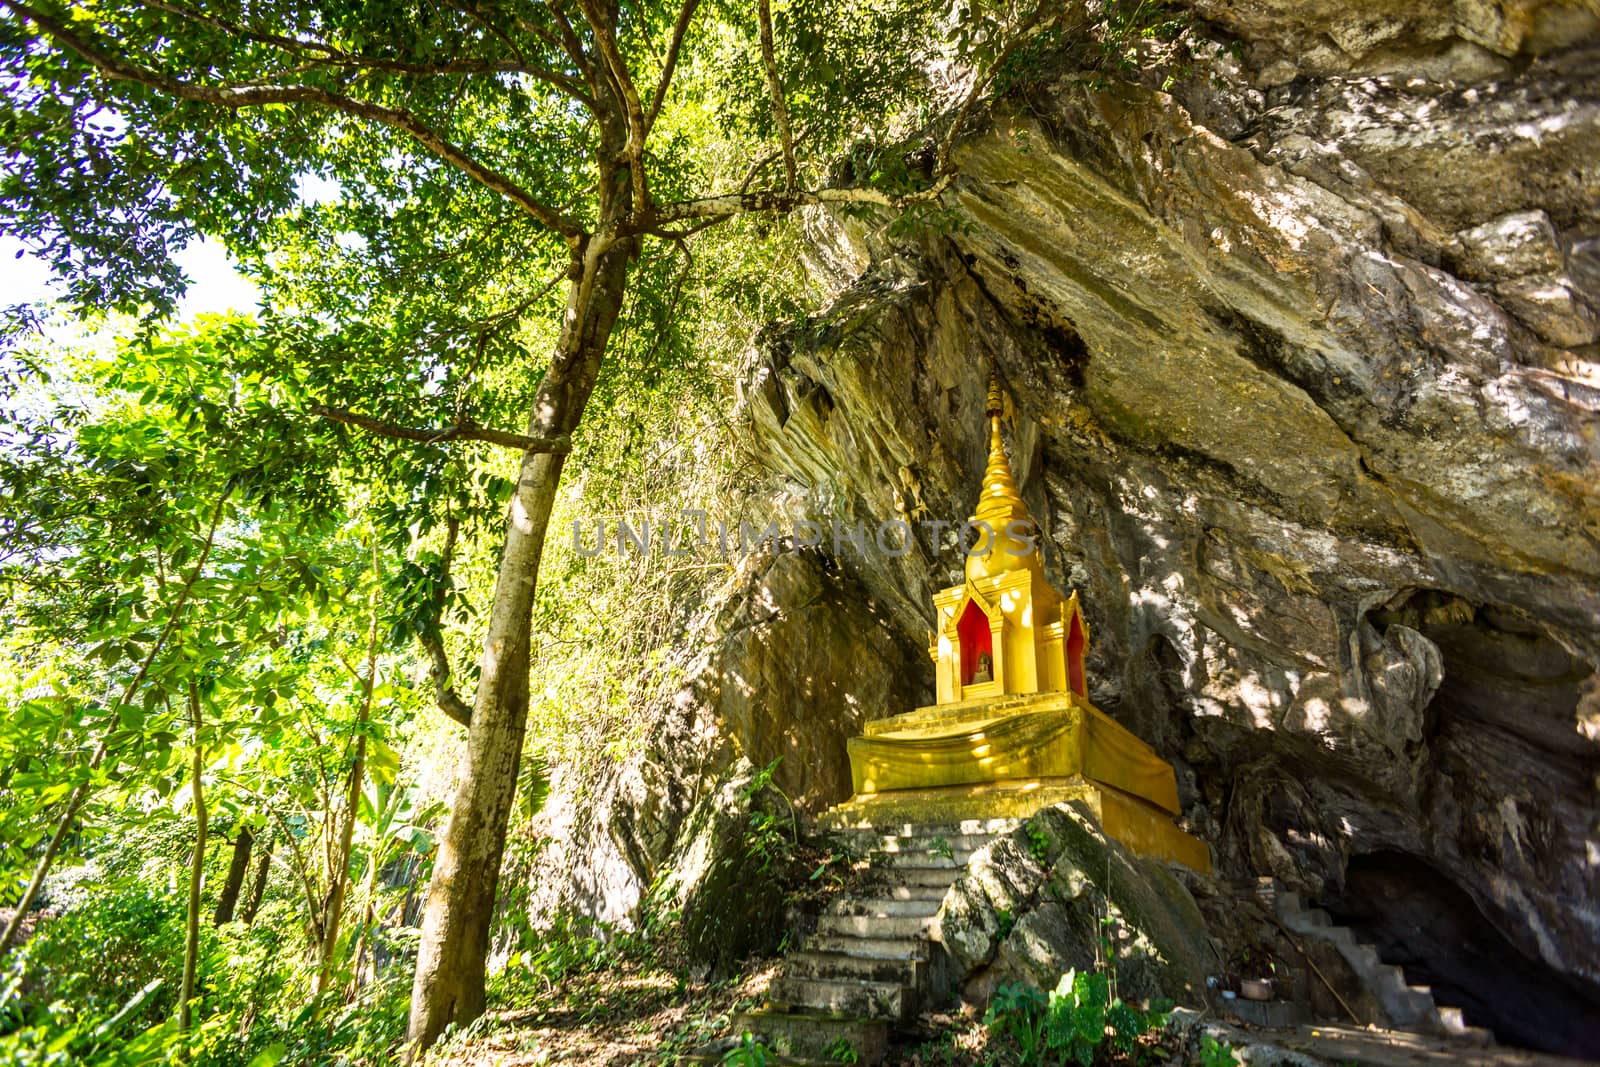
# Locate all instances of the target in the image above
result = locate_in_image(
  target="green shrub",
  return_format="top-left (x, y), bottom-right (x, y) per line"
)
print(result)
top-left (824, 1034), bottom-right (860, 1063)
top-left (721, 1032), bottom-right (775, 1066)
top-left (985, 967), bottom-right (1170, 1066)
top-left (1199, 1033), bottom-right (1240, 1067)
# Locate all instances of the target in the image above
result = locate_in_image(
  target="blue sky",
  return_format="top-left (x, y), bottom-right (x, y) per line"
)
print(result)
top-left (1, 235), bottom-right (262, 319)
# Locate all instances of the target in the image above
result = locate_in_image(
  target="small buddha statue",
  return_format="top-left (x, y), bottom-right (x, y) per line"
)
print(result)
top-left (972, 650), bottom-right (993, 684)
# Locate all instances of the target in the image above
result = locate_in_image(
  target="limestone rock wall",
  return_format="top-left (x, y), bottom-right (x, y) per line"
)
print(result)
top-left (736, 0), bottom-right (1600, 1025)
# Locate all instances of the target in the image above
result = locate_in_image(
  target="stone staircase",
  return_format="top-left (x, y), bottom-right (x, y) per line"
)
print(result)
top-left (1261, 880), bottom-right (1494, 1047)
top-left (711, 819), bottom-right (1018, 1066)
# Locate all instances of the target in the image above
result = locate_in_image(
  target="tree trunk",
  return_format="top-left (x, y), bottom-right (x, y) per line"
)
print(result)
top-left (349, 847), bottom-right (382, 994)
top-left (240, 832), bottom-right (274, 924)
top-left (405, 234), bottom-right (636, 1054)
top-left (314, 563), bottom-right (380, 1001)
top-left (212, 826), bottom-right (254, 926)
top-left (179, 682), bottom-right (206, 1031)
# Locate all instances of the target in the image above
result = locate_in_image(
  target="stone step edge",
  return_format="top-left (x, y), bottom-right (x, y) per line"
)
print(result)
top-left (1261, 878), bottom-right (1495, 1045)
top-left (824, 818), bottom-right (1022, 838)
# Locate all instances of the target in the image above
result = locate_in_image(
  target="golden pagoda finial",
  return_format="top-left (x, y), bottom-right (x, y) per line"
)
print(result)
top-left (973, 373), bottom-right (1026, 528)
top-left (966, 372), bottom-right (1035, 581)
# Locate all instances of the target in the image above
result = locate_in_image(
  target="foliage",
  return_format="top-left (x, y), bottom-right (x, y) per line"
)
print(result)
top-left (1025, 820), bottom-right (1053, 864)
top-left (824, 1034), bottom-right (861, 1063)
top-left (496, 913), bottom-right (641, 997)
top-left (743, 758), bottom-right (798, 874)
top-left (1077, 0), bottom-right (1200, 92)
top-left (1199, 1033), bottom-right (1241, 1067)
top-left (0, 322), bottom-right (434, 1062)
top-left (722, 1032), bottom-right (775, 1066)
top-left (985, 968), bottom-right (1170, 1067)
top-left (0, 868), bottom-right (413, 1066)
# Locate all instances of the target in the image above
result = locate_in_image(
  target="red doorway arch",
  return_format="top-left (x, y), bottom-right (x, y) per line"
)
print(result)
top-left (957, 598), bottom-right (993, 686)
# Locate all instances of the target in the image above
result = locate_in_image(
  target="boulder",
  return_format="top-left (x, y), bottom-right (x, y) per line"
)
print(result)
top-left (935, 802), bottom-right (1213, 1008)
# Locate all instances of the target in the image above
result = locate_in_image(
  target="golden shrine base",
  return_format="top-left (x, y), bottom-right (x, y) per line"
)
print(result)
top-left (820, 692), bottom-right (1211, 873)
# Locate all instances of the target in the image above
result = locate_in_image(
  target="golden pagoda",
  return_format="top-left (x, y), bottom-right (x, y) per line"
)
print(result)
top-left (819, 376), bottom-right (1211, 872)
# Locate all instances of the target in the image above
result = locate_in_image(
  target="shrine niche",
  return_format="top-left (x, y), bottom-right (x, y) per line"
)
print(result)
top-left (821, 376), bottom-right (1210, 873)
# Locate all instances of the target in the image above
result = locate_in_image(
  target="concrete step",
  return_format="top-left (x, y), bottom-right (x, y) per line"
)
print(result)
top-left (1350, 944), bottom-right (1382, 972)
top-left (867, 883), bottom-right (948, 902)
top-left (1259, 878), bottom-right (1495, 1047)
top-left (1374, 965), bottom-right (1413, 991)
top-left (843, 831), bottom-right (997, 855)
top-left (785, 951), bottom-right (924, 986)
top-left (769, 976), bottom-right (915, 1023)
top-left (873, 865), bottom-right (961, 888)
top-left (828, 896), bottom-right (942, 919)
top-left (1438, 1006), bottom-right (1495, 1046)
top-left (804, 933), bottom-right (928, 959)
top-left (869, 848), bottom-right (973, 869)
top-left (1320, 926), bottom-right (1357, 949)
top-left (816, 913), bottom-right (935, 939)
top-left (1387, 987), bottom-right (1438, 1027)
top-left (830, 818), bottom-right (1020, 840)
top-left (1227, 998), bottom-right (1311, 1028)
top-left (729, 1010), bottom-right (890, 1066)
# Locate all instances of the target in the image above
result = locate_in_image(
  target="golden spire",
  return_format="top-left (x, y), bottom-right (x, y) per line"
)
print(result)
top-left (965, 372), bottom-right (1037, 583)
top-left (972, 373), bottom-right (1029, 530)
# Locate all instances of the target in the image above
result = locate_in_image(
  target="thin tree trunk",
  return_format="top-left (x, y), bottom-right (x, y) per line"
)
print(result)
top-left (406, 234), bottom-right (636, 1054)
top-left (313, 543), bottom-right (382, 1000)
top-left (349, 849), bottom-right (382, 994)
top-left (213, 826), bottom-right (254, 925)
top-left (240, 832), bottom-right (274, 924)
top-left (179, 681), bottom-right (207, 1031)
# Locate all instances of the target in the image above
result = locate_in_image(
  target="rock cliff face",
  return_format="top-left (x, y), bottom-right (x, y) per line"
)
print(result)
top-left (533, 0), bottom-right (1600, 1049)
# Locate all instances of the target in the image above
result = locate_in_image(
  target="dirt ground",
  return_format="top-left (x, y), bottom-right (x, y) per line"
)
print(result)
top-left (425, 952), bottom-right (1012, 1067)
top-left (427, 955), bottom-right (784, 1066)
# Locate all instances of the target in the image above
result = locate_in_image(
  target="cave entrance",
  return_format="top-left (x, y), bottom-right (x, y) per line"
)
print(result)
top-left (1328, 850), bottom-right (1600, 1057)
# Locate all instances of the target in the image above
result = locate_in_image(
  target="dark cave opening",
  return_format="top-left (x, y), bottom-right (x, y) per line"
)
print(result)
top-left (1328, 850), bottom-right (1600, 1059)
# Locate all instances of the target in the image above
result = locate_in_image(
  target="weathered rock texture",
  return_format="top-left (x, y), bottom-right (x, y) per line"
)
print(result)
top-left (532, 0), bottom-right (1600, 1050)
top-left (935, 803), bottom-right (1212, 1006)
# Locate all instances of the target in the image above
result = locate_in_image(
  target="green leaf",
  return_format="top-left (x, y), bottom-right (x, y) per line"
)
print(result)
top-left (246, 1042), bottom-right (288, 1067)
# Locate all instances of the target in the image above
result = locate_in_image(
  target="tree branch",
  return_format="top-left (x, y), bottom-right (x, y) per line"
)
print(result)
top-left (536, 2), bottom-right (601, 98)
top-left (737, 123), bottom-right (813, 194)
top-left (4, 0), bottom-right (583, 239)
top-left (644, 0), bottom-right (699, 132)
top-left (755, 0), bottom-right (796, 192)
top-left (932, 2), bottom-right (1058, 176)
top-left (639, 173), bottom-right (956, 232)
top-left (642, 0), bottom-right (1068, 235)
top-left (570, 0), bottom-right (649, 215)
top-left (309, 404), bottom-right (573, 453)
top-left (419, 516), bottom-right (472, 728)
